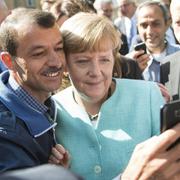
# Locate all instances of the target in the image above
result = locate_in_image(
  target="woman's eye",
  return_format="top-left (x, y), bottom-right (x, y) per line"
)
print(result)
top-left (100, 58), bottom-right (110, 62)
top-left (55, 47), bottom-right (63, 52)
top-left (32, 51), bottom-right (44, 57)
top-left (76, 60), bottom-right (88, 64)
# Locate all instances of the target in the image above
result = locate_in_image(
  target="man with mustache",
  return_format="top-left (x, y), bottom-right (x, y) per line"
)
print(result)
top-left (0, 8), bottom-right (68, 172)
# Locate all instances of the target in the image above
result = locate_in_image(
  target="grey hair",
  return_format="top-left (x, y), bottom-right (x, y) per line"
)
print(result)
top-left (137, 0), bottom-right (169, 23)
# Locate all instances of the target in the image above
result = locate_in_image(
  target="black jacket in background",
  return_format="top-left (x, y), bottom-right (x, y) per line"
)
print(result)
top-left (118, 56), bottom-right (143, 80)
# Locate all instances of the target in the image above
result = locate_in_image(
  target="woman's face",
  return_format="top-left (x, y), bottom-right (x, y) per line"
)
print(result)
top-left (66, 48), bottom-right (114, 103)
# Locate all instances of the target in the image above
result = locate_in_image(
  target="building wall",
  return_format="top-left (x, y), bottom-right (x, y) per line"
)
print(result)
top-left (5, 0), bottom-right (41, 9)
top-left (5, 0), bottom-right (148, 10)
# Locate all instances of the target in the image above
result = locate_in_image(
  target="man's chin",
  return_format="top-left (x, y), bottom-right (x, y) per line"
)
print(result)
top-left (146, 43), bottom-right (158, 51)
top-left (46, 85), bottom-right (61, 93)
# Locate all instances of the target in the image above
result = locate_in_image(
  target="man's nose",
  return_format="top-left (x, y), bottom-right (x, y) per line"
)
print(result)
top-left (146, 25), bottom-right (153, 34)
top-left (48, 50), bottom-right (65, 67)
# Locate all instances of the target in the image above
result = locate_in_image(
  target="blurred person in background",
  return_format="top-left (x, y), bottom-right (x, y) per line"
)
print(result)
top-left (50, 0), bottom-right (96, 27)
top-left (40, 0), bottom-right (56, 11)
top-left (130, 0), bottom-right (177, 50)
top-left (114, 0), bottom-right (138, 49)
top-left (127, 1), bottom-right (180, 83)
top-left (97, 0), bottom-right (114, 20)
top-left (97, 0), bottom-right (129, 55)
top-left (0, 0), bottom-right (9, 23)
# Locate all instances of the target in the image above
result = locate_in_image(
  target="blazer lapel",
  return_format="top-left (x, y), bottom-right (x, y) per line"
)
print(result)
top-left (168, 60), bottom-right (180, 100)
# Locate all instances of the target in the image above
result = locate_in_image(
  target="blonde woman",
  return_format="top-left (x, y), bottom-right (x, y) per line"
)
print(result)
top-left (50, 13), bottom-right (180, 180)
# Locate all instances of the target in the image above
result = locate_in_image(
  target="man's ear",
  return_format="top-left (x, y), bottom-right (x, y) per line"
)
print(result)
top-left (0, 52), bottom-right (13, 69)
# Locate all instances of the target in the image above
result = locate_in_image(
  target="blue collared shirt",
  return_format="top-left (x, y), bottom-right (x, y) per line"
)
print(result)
top-left (143, 42), bottom-right (180, 82)
top-left (0, 71), bottom-right (56, 138)
top-left (7, 74), bottom-right (49, 114)
top-left (143, 52), bottom-right (166, 82)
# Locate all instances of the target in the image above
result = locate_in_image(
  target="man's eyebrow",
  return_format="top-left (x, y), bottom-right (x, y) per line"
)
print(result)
top-left (28, 39), bottom-right (63, 52)
top-left (56, 39), bottom-right (63, 46)
top-left (151, 19), bottom-right (162, 23)
top-left (140, 19), bottom-right (161, 23)
top-left (29, 45), bottom-right (45, 52)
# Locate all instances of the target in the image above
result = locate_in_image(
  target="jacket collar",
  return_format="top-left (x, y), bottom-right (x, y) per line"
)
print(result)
top-left (0, 71), bottom-right (56, 137)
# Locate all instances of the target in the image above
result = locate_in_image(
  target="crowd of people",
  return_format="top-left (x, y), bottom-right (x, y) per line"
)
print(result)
top-left (0, 0), bottom-right (179, 180)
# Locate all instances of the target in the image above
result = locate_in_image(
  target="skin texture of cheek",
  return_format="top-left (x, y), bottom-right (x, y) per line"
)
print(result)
top-left (69, 68), bottom-right (111, 101)
top-left (66, 49), bottom-right (115, 102)
top-left (174, 27), bottom-right (180, 42)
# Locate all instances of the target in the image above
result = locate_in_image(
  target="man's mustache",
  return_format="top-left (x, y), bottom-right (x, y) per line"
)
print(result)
top-left (43, 67), bottom-right (63, 74)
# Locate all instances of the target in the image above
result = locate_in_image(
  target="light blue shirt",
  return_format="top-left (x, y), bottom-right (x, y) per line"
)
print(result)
top-left (114, 14), bottom-right (137, 49)
top-left (143, 42), bottom-right (180, 82)
top-left (54, 79), bottom-right (164, 180)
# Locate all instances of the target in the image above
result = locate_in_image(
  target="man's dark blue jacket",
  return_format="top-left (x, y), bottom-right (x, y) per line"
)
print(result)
top-left (0, 71), bottom-right (56, 173)
top-left (0, 61), bottom-right (7, 73)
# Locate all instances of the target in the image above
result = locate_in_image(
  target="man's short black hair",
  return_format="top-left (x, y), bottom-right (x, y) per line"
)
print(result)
top-left (0, 8), bottom-right (56, 57)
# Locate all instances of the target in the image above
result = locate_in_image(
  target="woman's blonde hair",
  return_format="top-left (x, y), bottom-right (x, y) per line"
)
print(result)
top-left (61, 12), bottom-right (120, 53)
top-left (60, 12), bottom-right (122, 77)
